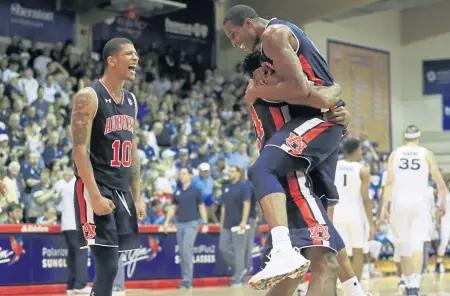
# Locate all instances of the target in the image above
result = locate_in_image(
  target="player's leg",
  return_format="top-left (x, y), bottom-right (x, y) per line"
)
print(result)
top-left (260, 176), bottom-right (341, 294)
top-left (436, 213), bottom-right (450, 273)
top-left (248, 119), bottom-right (343, 288)
top-left (311, 155), bottom-right (369, 296)
top-left (74, 179), bottom-right (121, 296)
top-left (349, 222), bottom-right (366, 280)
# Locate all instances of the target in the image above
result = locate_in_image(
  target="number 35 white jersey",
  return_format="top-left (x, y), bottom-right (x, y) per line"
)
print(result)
top-left (392, 146), bottom-right (429, 205)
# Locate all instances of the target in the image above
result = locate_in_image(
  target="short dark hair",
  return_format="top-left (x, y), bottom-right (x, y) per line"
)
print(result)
top-left (230, 165), bottom-right (241, 172)
top-left (181, 167), bottom-right (193, 175)
top-left (342, 138), bottom-right (361, 155)
top-left (102, 37), bottom-right (133, 65)
top-left (241, 46), bottom-right (261, 76)
top-left (7, 203), bottom-right (21, 214)
top-left (223, 5), bottom-right (258, 26)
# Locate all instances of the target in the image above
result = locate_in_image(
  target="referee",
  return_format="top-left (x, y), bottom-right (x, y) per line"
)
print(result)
top-left (164, 167), bottom-right (208, 289)
top-left (219, 166), bottom-right (251, 286)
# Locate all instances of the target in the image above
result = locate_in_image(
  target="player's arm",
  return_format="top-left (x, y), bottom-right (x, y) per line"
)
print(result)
top-left (425, 150), bottom-right (448, 215)
top-left (130, 93), bottom-right (141, 203)
top-left (247, 26), bottom-right (338, 108)
top-left (71, 88), bottom-right (103, 201)
top-left (380, 151), bottom-right (395, 219)
top-left (360, 166), bottom-right (375, 233)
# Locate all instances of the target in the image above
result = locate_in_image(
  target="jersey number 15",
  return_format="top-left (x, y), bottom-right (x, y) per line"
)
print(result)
top-left (398, 158), bottom-right (420, 170)
top-left (111, 140), bottom-right (132, 167)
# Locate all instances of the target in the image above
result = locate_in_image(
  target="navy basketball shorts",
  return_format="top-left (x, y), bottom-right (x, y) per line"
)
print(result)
top-left (264, 117), bottom-right (344, 206)
top-left (261, 173), bottom-right (341, 268)
top-left (74, 177), bottom-right (140, 252)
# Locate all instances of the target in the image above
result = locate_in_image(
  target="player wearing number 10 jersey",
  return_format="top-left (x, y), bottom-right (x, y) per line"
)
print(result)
top-left (72, 37), bottom-right (146, 296)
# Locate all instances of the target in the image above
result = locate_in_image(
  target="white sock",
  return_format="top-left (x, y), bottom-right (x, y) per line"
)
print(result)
top-left (413, 273), bottom-right (421, 288)
top-left (436, 257), bottom-right (442, 263)
top-left (362, 264), bottom-right (370, 275)
top-left (400, 274), bottom-right (405, 282)
top-left (271, 226), bottom-right (292, 250)
top-left (341, 276), bottom-right (365, 296)
top-left (404, 275), bottom-right (414, 289)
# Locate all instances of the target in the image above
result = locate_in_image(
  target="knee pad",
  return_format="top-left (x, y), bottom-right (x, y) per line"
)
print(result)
top-left (247, 160), bottom-right (284, 201)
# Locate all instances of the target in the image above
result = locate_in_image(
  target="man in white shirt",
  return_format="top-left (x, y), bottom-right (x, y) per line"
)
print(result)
top-left (18, 67), bottom-right (39, 104)
top-left (61, 169), bottom-right (91, 295)
top-left (381, 125), bottom-right (447, 296)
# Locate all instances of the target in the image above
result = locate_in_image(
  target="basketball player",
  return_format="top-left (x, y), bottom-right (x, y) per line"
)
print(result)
top-left (381, 125), bottom-right (447, 296)
top-left (435, 180), bottom-right (450, 273)
top-left (240, 44), bottom-right (369, 296)
top-left (333, 138), bottom-right (375, 280)
top-left (71, 37), bottom-right (146, 296)
top-left (224, 6), bottom-right (369, 295)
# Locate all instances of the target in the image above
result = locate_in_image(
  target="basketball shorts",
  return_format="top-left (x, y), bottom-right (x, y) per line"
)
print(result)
top-left (264, 117), bottom-right (344, 206)
top-left (261, 173), bottom-right (342, 268)
top-left (334, 221), bottom-right (367, 256)
top-left (74, 177), bottom-right (140, 252)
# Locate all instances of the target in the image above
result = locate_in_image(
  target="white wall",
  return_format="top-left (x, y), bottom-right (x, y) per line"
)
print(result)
top-left (306, 10), bottom-right (404, 148)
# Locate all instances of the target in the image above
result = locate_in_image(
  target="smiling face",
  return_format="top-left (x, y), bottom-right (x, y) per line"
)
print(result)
top-left (107, 43), bottom-right (139, 81)
top-left (223, 19), bottom-right (260, 53)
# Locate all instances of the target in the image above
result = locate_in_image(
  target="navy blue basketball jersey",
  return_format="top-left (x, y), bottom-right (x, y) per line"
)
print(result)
top-left (261, 18), bottom-right (334, 87)
top-left (74, 80), bottom-right (136, 192)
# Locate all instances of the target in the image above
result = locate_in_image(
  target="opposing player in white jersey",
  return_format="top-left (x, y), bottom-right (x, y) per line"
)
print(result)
top-left (435, 180), bottom-right (450, 273)
top-left (381, 125), bottom-right (447, 296)
top-left (333, 138), bottom-right (375, 280)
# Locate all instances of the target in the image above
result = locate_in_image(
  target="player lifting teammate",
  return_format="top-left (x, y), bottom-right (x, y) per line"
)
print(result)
top-left (71, 38), bottom-right (146, 296)
top-left (225, 6), bottom-right (370, 296)
top-left (381, 125), bottom-right (447, 296)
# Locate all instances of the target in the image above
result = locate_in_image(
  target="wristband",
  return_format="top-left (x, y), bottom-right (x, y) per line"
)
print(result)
top-left (329, 99), bottom-right (345, 111)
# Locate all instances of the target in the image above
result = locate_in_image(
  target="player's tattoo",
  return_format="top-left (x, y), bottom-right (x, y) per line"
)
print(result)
top-left (72, 112), bottom-right (90, 146)
top-left (73, 95), bottom-right (91, 113)
top-left (130, 149), bottom-right (140, 180)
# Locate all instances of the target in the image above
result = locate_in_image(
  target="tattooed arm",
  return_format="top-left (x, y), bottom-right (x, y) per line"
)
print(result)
top-left (71, 88), bottom-right (102, 201)
top-left (246, 26), bottom-right (337, 108)
top-left (130, 93), bottom-right (141, 202)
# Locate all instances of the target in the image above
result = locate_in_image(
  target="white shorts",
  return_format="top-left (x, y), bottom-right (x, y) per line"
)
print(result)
top-left (391, 203), bottom-right (428, 244)
top-left (334, 221), bottom-right (367, 256)
top-left (440, 212), bottom-right (450, 248)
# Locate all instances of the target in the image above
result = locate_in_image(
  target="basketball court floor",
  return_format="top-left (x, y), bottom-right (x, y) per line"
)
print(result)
top-left (21, 274), bottom-right (450, 296)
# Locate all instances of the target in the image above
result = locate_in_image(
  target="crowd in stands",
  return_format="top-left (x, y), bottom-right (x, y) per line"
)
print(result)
top-left (0, 36), bottom-right (384, 226)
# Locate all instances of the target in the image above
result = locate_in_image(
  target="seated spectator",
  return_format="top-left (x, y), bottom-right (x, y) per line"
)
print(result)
top-left (0, 166), bottom-right (18, 222)
top-left (140, 199), bottom-right (166, 225)
top-left (191, 163), bottom-right (217, 223)
top-left (36, 205), bottom-right (58, 225)
top-left (3, 203), bottom-right (23, 224)
top-left (27, 169), bottom-right (61, 223)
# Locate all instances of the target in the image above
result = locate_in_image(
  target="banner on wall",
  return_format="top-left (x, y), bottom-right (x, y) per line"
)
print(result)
top-left (0, 0), bottom-right (75, 43)
top-left (423, 59), bottom-right (450, 95)
top-left (442, 97), bottom-right (450, 130)
top-left (327, 40), bottom-right (391, 152)
top-left (92, 0), bottom-right (216, 67)
top-left (0, 232), bottom-right (265, 286)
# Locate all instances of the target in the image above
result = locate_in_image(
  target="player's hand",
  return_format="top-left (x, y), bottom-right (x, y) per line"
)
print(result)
top-left (201, 225), bottom-right (209, 233)
top-left (252, 67), bottom-right (268, 86)
top-left (323, 106), bottom-right (351, 127)
top-left (239, 222), bottom-right (247, 231)
top-left (440, 201), bottom-right (446, 217)
top-left (135, 201), bottom-right (147, 222)
top-left (245, 79), bottom-right (258, 106)
top-left (0, 181), bottom-right (7, 198)
top-left (91, 196), bottom-right (115, 216)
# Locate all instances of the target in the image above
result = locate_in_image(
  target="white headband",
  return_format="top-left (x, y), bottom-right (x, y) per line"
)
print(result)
top-left (404, 131), bottom-right (421, 139)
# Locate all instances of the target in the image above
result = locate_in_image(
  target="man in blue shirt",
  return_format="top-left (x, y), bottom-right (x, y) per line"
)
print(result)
top-left (219, 166), bottom-right (251, 286)
top-left (164, 167), bottom-right (208, 289)
top-left (191, 163), bottom-right (217, 223)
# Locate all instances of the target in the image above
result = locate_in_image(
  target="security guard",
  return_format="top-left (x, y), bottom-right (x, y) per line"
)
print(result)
top-left (164, 167), bottom-right (208, 289)
top-left (219, 166), bottom-right (251, 286)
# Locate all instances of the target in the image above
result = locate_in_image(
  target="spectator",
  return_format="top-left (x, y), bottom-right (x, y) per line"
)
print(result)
top-left (3, 203), bottom-right (23, 224)
top-left (36, 205), bottom-right (58, 225)
top-left (0, 166), bottom-right (18, 222)
top-left (192, 163), bottom-right (216, 223)
top-left (28, 169), bottom-right (60, 223)
top-left (18, 67), bottom-right (39, 104)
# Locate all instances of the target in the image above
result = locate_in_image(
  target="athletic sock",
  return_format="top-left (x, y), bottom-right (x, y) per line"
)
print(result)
top-left (271, 226), bottom-right (292, 250)
top-left (341, 276), bottom-right (366, 296)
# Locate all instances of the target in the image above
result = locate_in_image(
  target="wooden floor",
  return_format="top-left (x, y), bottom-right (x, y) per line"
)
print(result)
top-left (21, 274), bottom-right (450, 296)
